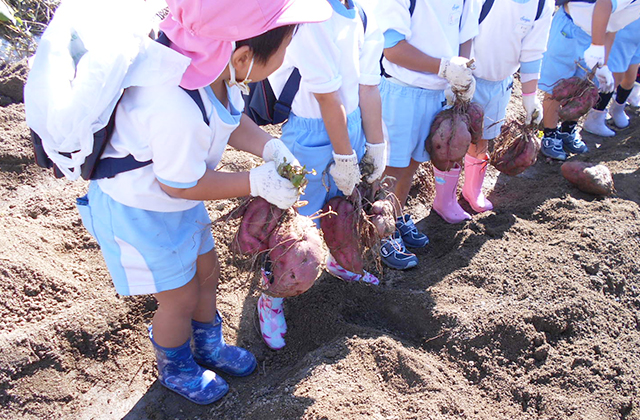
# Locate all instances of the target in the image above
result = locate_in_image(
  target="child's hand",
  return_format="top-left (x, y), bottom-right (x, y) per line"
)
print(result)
top-left (522, 93), bottom-right (543, 125)
top-left (595, 65), bottom-right (614, 93)
top-left (329, 151), bottom-right (360, 196)
top-left (249, 161), bottom-right (299, 209)
top-left (262, 138), bottom-right (300, 168)
top-left (362, 142), bottom-right (387, 183)
top-left (438, 57), bottom-right (474, 92)
top-left (584, 44), bottom-right (605, 71)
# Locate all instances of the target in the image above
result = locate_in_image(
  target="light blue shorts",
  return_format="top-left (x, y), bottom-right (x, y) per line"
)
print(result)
top-left (472, 76), bottom-right (513, 140)
top-left (77, 182), bottom-right (215, 296)
top-left (608, 19), bottom-right (640, 73)
top-left (280, 107), bottom-right (366, 218)
top-left (379, 77), bottom-right (445, 167)
top-left (539, 7), bottom-right (591, 94)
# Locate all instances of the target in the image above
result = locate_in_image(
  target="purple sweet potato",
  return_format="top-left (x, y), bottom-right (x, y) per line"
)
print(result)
top-left (490, 120), bottom-right (541, 176)
top-left (551, 74), bottom-right (599, 121)
top-left (368, 199), bottom-right (395, 239)
top-left (426, 107), bottom-right (473, 172)
top-left (466, 102), bottom-right (485, 144)
top-left (264, 211), bottom-right (325, 298)
top-left (321, 196), bottom-right (365, 274)
top-left (561, 161), bottom-right (615, 196)
top-left (233, 197), bottom-right (284, 255)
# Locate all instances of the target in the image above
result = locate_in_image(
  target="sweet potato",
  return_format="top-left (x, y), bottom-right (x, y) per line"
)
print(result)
top-left (490, 120), bottom-right (541, 176)
top-left (466, 102), bottom-right (485, 144)
top-left (561, 161), bottom-right (615, 196)
top-left (426, 107), bottom-right (473, 172)
top-left (233, 197), bottom-right (284, 255)
top-left (263, 211), bottom-right (325, 297)
top-left (551, 74), bottom-right (599, 121)
top-left (321, 196), bottom-right (365, 274)
top-left (368, 199), bottom-right (395, 239)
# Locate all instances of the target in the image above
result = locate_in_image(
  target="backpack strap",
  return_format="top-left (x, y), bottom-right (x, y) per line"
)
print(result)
top-left (535, 0), bottom-right (545, 20)
top-left (479, 0), bottom-right (494, 24)
top-left (273, 68), bottom-right (301, 124)
top-left (409, 0), bottom-right (416, 16)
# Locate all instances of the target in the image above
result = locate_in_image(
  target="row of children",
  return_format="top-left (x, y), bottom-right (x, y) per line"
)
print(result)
top-left (56, 0), bottom-right (640, 406)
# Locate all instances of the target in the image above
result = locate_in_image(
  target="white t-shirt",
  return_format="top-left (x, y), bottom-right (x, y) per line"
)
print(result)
top-left (472, 0), bottom-right (554, 82)
top-left (97, 83), bottom-right (244, 212)
top-left (267, 0), bottom-right (384, 119)
top-left (370, 0), bottom-right (481, 90)
top-left (567, 0), bottom-right (640, 34)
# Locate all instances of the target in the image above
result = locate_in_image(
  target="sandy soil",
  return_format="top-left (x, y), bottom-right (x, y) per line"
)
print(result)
top-left (1, 60), bottom-right (639, 420)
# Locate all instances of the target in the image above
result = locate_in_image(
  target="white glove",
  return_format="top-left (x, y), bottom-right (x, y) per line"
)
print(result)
top-left (522, 93), bottom-right (543, 125)
top-left (329, 151), bottom-right (361, 196)
top-left (595, 65), bottom-right (615, 93)
top-left (444, 84), bottom-right (455, 106)
top-left (438, 57), bottom-right (474, 92)
top-left (444, 77), bottom-right (476, 105)
top-left (262, 138), bottom-right (299, 168)
top-left (249, 161), bottom-right (299, 209)
top-left (584, 44), bottom-right (605, 71)
top-left (361, 142), bottom-right (387, 183)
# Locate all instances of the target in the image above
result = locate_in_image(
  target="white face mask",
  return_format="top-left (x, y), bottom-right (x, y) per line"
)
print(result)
top-left (227, 43), bottom-right (255, 95)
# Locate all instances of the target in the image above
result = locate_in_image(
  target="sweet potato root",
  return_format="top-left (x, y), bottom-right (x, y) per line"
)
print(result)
top-left (264, 211), bottom-right (325, 297)
top-left (466, 102), bottom-right (485, 145)
top-left (561, 161), bottom-right (615, 196)
top-left (551, 73), bottom-right (599, 122)
top-left (490, 120), bottom-right (541, 176)
top-left (426, 107), bottom-right (473, 172)
top-left (369, 199), bottom-right (395, 239)
top-left (321, 196), bottom-right (365, 274)
top-left (233, 197), bottom-right (284, 255)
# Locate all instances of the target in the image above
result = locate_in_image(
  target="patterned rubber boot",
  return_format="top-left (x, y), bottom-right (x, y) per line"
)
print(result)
top-left (461, 154), bottom-right (493, 213)
top-left (257, 293), bottom-right (287, 350)
top-left (326, 253), bottom-right (379, 285)
top-left (191, 313), bottom-right (257, 377)
top-left (432, 164), bottom-right (472, 224)
top-left (149, 327), bottom-right (228, 405)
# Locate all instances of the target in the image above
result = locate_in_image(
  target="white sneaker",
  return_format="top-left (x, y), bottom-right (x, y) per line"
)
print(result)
top-left (609, 101), bottom-right (629, 128)
top-left (627, 83), bottom-right (640, 107)
top-left (582, 109), bottom-right (615, 137)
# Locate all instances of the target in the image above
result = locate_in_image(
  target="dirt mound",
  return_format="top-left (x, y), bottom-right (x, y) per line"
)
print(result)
top-left (1, 60), bottom-right (639, 419)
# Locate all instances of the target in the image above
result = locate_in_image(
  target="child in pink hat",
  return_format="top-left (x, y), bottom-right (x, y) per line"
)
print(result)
top-left (76, 0), bottom-right (331, 405)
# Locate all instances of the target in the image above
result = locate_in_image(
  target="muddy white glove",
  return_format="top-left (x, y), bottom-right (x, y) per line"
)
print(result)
top-left (584, 44), bottom-right (605, 71)
top-left (595, 65), bottom-right (614, 93)
top-left (329, 151), bottom-right (361, 196)
top-left (262, 138), bottom-right (299, 168)
top-left (438, 57), bottom-right (474, 92)
top-left (362, 142), bottom-right (387, 183)
top-left (249, 161), bottom-right (299, 209)
top-left (522, 93), bottom-right (543, 125)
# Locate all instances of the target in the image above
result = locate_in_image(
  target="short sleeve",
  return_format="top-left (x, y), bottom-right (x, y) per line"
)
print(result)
top-left (287, 22), bottom-right (342, 94)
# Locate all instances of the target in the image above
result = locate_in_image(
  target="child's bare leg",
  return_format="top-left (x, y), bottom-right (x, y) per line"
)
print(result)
top-left (542, 93), bottom-right (560, 130)
top-left (467, 139), bottom-right (489, 158)
top-left (153, 278), bottom-right (200, 348)
top-left (192, 248), bottom-right (220, 324)
top-left (383, 159), bottom-right (421, 216)
top-left (620, 64), bottom-right (639, 90)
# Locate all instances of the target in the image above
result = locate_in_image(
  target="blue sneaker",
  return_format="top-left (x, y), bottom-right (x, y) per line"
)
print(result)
top-left (540, 132), bottom-right (567, 161)
top-left (380, 232), bottom-right (418, 270)
top-left (558, 129), bottom-right (589, 154)
top-left (396, 214), bottom-right (429, 248)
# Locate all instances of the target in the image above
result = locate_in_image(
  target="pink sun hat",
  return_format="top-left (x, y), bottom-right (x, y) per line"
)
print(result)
top-left (159, 0), bottom-right (332, 89)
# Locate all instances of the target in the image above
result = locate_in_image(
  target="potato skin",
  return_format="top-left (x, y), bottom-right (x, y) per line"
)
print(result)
top-left (234, 197), bottom-right (284, 255)
top-left (321, 196), bottom-right (364, 274)
top-left (561, 162), bottom-right (615, 196)
top-left (426, 108), bottom-right (472, 172)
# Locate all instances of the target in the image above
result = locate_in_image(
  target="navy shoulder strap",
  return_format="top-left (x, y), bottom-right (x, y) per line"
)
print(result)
top-left (479, 0), bottom-right (494, 24)
top-left (409, 0), bottom-right (416, 15)
top-left (535, 0), bottom-right (545, 20)
top-left (273, 68), bottom-right (301, 124)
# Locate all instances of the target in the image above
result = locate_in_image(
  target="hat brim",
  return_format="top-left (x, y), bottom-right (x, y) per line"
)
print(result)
top-left (270, 0), bottom-right (333, 28)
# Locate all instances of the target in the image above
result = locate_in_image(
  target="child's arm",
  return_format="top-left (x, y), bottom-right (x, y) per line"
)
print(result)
top-left (584, 0), bottom-right (613, 70)
top-left (315, 91), bottom-right (361, 196)
top-left (359, 84), bottom-right (386, 183)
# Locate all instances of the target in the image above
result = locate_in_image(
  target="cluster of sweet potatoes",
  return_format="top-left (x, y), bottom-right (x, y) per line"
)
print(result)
top-left (426, 101), bottom-right (484, 171)
top-left (233, 197), bottom-right (325, 298)
top-left (551, 75), bottom-right (599, 122)
top-left (320, 179), bottom-right (396, 275)
top-left (490, 120), bottom-right (541, 176)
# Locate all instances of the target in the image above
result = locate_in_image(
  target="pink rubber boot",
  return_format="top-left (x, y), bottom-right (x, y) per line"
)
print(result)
top-left (432, 163), bottom-right (471, 224)
top-left (461, 154), bottom-right (493, 213)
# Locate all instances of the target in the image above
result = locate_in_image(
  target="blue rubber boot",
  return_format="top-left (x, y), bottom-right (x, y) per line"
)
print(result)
top-left (149, 327), bottom-right (228, 405)
top-left (191, 312), bottom-right (257, 377)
